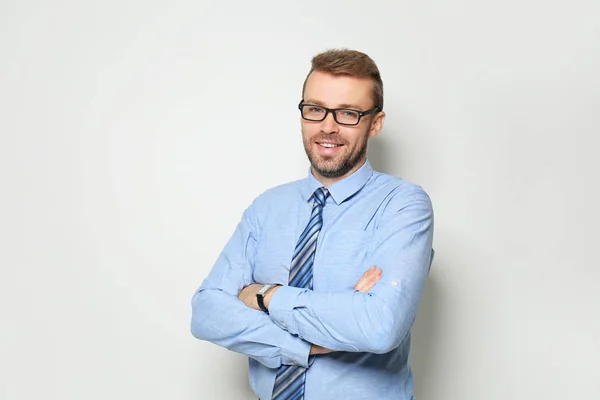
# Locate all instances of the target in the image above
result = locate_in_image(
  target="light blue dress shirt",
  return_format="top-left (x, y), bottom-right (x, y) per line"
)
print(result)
top-left (191, 159), bottom-right (434, 400)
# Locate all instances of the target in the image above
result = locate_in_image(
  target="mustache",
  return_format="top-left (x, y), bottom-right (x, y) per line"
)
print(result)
top-left (311, 135), bottom-right (348, 145)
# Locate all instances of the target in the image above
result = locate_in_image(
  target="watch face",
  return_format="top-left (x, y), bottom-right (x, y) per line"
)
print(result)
top-left (258, 284), bottom-right (273, 296)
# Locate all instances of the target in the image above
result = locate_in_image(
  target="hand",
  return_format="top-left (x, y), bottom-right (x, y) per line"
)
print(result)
top-left (310, 344), bottom-right (335, 355)
top-left (354, 266), bottom-right (382, 292)
top-left (238, 283), bottom-right (263, 311)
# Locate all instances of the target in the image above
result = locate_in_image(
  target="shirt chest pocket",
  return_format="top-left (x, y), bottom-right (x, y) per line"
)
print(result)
top-left (314, 229), bottom-right (373, 291)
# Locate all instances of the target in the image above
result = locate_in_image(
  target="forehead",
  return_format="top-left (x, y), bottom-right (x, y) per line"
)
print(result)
top-left (304, 71), bottom-right (374, 109)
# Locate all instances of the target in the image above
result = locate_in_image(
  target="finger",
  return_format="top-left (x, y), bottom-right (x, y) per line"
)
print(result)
top-left (355, 268), bottom-right (374, 288)
top-left (354, 278), bottom-right (367, 291)
top-left (355, 276), bottom-right (371, 292)
top-left (355, 266), bottom-right (382, 290)
top-left (358, 282), bottom-right (373, 293)
top-left (362, 266), bottom-right (376, 276)
top-left (363, 269), bottom-right (381, 282)
top-left (361, 267), bottom-right (378, 280)
top-left (364, 274), bottom-right (382, 291)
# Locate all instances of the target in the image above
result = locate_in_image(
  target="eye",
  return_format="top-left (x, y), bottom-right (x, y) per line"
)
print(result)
top-left (309, 106), bottom-right (324, 113)
top-left (342, 110), bottom-right (359, 118)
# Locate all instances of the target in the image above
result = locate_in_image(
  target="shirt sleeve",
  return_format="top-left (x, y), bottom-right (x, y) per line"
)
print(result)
top-left (190, 202), bottom-right (311, 368)
top-left (267, 187), bottom-right (434, 354)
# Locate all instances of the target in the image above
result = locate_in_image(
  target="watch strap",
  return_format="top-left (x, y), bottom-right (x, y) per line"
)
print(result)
top-left (256, 284), bottom-right (279, 313)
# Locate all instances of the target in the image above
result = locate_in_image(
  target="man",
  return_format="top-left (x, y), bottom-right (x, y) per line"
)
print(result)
top-left (191, 49), bottom-right (434, 400)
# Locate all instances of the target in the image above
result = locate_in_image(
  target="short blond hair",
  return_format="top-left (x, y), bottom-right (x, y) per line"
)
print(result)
top-left (302, 49), bottom-right (384, 110)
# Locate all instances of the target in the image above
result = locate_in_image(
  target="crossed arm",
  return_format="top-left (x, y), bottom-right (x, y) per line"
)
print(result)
top-left (191, 188), bottom-right (433, 366)
top-left (237, 266), bottom-right (383, 355)
top-left (190, 214), bottom-right (381, 369)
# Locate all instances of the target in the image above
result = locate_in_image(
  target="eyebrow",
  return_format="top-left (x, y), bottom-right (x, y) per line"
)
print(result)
top-left (304, 99), bottom-right (364, 110)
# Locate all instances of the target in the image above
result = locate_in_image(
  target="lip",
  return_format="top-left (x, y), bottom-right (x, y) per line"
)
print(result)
top-left (315, 142), bottom-right (344, 155)
top-left (316, 141), bottom-right (343, 146)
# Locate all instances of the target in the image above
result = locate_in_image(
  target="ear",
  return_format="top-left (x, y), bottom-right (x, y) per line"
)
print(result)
top-left (368, 111), bottom-right (386, 138)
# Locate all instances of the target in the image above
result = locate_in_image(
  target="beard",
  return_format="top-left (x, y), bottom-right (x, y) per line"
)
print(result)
top-left (302, 130), bottom-right (369, 179)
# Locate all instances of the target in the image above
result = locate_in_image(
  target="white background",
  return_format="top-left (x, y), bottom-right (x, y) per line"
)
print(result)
top-left (1, 1), bottom-right (599, 399)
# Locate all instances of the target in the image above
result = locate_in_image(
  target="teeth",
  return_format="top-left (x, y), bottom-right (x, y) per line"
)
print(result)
top-left (320, 143), bottom-right (340, 148)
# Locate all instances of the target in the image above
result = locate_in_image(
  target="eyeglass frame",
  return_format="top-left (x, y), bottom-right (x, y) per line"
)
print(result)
top-left (298, 100), bottom-right (382, 126)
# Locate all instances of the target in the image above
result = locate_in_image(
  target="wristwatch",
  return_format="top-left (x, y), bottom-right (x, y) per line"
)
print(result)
top-left (256, 283), bottom-right (280, 314)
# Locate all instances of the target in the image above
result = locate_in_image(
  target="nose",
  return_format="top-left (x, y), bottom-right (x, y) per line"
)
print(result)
top-left (320, 111), bottom-right (340, 134)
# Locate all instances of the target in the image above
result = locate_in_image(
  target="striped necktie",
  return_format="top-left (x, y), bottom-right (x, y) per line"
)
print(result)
top-left (271, 187), bottom-right (329, 400)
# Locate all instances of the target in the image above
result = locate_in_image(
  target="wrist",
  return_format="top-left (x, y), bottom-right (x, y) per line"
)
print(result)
top-left (256, 284), bottom-right (281, 313)
top-left (263, 285), bottom-right (281, 310)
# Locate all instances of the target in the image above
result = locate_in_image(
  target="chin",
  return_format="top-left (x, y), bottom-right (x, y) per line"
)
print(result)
top-left (312, 157), bottom-right (337, 169)
top-left (312, 161), bottom-right (346, 179)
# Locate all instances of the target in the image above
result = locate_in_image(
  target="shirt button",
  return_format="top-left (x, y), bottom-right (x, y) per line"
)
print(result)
top-left (282, 322), bottom-right (287, 328)
top-left (391, 280), bottom-right (399, 287)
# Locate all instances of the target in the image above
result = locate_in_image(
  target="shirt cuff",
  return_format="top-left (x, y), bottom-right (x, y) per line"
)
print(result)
top-left (279, 333), bottom-right (311, 368)
top-left (268, 285), bottom-right (305, 336)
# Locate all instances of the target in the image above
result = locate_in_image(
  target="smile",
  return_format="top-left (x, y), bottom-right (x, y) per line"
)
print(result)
top-left (318, 143), bottom-right (343, 148)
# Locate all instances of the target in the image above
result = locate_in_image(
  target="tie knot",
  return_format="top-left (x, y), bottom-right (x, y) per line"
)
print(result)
top-left (313, 187), bottom-right (329, 206)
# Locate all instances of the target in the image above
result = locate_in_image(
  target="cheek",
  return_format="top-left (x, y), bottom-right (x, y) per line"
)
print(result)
top-left (301, 124), bottom-right (318, 141)
top-left (340, 129), bottom-right (366, 149)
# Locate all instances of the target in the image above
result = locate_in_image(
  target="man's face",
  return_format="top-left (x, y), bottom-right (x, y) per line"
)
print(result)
top-left (301, 71), bottom-right (384, 183)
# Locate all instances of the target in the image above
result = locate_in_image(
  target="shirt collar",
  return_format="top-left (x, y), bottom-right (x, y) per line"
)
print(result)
top-left (302, 159), bottom-right (374, 205)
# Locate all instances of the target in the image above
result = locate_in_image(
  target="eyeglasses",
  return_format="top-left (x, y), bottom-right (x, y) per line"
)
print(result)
top-left (298, 100), bottom-right (381, 126)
